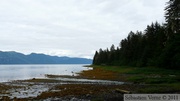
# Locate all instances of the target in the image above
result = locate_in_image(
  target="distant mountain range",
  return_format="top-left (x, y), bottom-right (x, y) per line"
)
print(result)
top-left (0, 51), bottom-right (92, 64)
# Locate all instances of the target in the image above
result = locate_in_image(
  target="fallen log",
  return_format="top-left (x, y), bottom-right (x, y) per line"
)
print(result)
top-left (115, 89), bottom-right (131, 94)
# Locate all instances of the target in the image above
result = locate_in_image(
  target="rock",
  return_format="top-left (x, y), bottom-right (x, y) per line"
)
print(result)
top-left (1, 96), bottom-right (11, 101)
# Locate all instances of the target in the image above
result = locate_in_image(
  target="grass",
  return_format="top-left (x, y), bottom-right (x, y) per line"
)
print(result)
top-left (138, 83), bottom-right (180, 93)
top-left (88, 65), bottom-right (180, 93)
top-left (77, 67), bottom-right (118, 80)
top-left (92, 65), bottom-right (180, 75)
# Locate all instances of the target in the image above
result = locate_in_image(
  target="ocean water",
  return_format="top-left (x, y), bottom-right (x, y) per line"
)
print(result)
top-left (0, 64), bottom-right (91, 82)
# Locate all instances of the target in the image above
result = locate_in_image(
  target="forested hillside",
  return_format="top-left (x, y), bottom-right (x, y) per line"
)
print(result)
top-left (93, 0), bottom-right (180, 69)
top-left (0, 51), bottom-right (92, 64)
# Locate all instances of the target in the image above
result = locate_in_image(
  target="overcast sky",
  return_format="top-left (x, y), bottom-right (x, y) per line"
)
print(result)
top-left (0, 0), bottom-right (168, 59)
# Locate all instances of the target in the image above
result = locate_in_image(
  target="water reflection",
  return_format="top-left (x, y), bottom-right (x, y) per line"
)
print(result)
top-left (0, 64), bottom-right (91, 82)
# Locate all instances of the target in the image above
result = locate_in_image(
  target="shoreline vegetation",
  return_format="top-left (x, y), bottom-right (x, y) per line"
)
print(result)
top-left (0, 65), bottom-right (179, 100)
top-left (82, 65), bottom-right (180, 93)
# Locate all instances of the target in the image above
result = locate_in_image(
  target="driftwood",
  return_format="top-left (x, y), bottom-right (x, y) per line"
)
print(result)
top-left (115, 89), bottom-right (131, 94)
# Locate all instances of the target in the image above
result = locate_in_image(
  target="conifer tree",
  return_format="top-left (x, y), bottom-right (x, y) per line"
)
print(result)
top-left (165, 0), bottom-right (180, 36)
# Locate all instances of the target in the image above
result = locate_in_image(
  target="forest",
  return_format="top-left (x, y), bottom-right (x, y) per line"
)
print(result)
top-left (93, 0), bottom-right (180, 69)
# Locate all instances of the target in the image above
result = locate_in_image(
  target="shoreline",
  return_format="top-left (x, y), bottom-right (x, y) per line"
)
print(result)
top-left (0, 65), bottom-right (179, 100)
top-left (0, 66), bottom-right (126, 101)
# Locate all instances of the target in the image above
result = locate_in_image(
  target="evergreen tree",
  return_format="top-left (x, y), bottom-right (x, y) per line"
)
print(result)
top-left (159, 0), bottom-right (180, 69)
top-left (93, 51), bottom-right (99, 65)
top-left (92, 0), bottom-right (179, 69)
top-left (165, 0), bottom-right (180, 35)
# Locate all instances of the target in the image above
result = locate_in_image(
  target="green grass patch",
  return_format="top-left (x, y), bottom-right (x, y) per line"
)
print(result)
top-left (92, 65), bottom-right (180, 75)
top-left (127, 76), bottom-right (180, 84)
top-left (138, 83), bottom-right (180, 93)
top-left (90, 65), bottom-right (180, 93)
top-left (92, 65), bottom-right (135, 74)
top-left (91, 65), bottom-right (180, 93)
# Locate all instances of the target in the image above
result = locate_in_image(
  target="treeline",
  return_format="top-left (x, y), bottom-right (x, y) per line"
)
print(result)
top-left (93, 0), bottom-right (180, 69)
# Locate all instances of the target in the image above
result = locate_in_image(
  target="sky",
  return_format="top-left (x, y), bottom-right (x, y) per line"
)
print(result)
top-left (0, 0), bottom-right (168, 59)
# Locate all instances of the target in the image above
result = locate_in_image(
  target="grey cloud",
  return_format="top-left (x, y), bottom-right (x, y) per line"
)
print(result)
top-left (0, 0), bottom-right (167, 59)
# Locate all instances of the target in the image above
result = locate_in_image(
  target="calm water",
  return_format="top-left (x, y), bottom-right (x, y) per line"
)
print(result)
top-left (0, 64), bottom-right (91, 82)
